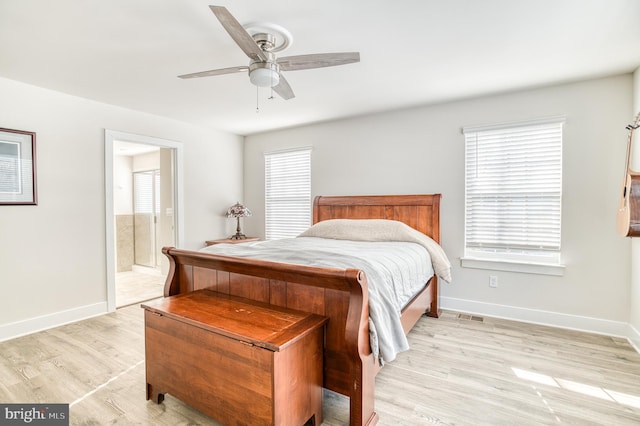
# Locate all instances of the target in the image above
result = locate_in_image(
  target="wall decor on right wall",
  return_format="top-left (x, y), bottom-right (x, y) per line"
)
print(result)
top-left (617, 113), bottom-right (640, 237)
top-left (0, 127), bottom-right (37, 205)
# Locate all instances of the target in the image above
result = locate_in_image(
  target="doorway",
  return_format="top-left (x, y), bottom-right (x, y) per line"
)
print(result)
top-left (105, 130), bottom-right (184, 311)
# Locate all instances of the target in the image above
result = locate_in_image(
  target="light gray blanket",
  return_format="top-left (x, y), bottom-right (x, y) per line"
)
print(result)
top-left (299, 219), bottom-right (451, 283)
top-left (202, 233), bottom-right (443, 363)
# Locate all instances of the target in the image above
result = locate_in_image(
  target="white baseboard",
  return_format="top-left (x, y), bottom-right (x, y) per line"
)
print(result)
top-left (0, 302), bottom-right (108, 342)
top-left (441, 296), bottom-right (632, 340)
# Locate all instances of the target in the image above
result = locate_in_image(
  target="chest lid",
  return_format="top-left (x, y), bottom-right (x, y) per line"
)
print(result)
top-left (143, 290), bottom-right (327, 352)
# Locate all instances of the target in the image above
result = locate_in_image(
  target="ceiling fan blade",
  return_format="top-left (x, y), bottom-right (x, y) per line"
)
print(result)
top-left (277, 52), bottom-right (360, 72)
top-left (178, 66), bottom-right (248, 79)
top-left (209, 5), bottom-right (268, 62)
top-left (272, 74), bottom-right (295, 100)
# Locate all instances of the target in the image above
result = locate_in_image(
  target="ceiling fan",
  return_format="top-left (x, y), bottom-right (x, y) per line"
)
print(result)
top-left (178, 5), bottom-right (360, 100)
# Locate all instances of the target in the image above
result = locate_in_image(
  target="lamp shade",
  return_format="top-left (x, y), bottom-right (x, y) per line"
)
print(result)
top-left (226, 202), bottom-right (252, 218)
top-left (226, 202), bottom-right (252, 240)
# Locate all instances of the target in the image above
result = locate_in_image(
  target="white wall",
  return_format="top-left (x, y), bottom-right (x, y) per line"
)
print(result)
top-left (132, 150), bottom-right (160, 172)
top-left (630, 67), bottom-right (640, 350)
top-left (0, 77), bottom-right (243, 340)
top-left (245, 74), bottom-right (633, 335)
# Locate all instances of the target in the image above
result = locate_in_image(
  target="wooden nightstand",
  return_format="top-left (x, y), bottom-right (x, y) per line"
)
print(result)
top-left (205, 237), bottom-right (259, 247)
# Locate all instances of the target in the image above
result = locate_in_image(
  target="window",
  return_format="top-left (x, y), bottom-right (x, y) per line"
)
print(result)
top-left (463, 117), bottom-right (564, 272)
top-left (264, 147), bottom-right (311, 240)
top-left (133, 170), bottom-right (160, 215)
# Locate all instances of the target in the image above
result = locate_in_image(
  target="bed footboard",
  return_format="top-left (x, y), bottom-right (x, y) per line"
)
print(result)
top-left (162, 246), bottom-right (379, 426)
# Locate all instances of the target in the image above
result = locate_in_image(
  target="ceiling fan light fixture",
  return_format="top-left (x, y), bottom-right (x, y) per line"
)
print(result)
top-left (249, 64), bottom-right (280, 87)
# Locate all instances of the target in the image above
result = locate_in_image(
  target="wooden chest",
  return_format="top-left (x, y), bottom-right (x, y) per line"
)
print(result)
top-left (142, 290), bottom-right (327, 426)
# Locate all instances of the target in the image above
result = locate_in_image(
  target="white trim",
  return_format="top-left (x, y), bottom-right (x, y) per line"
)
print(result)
top-left (460, 257), bottom-right (566, 276)
top-left (263, 145), bottom-right (313, 156)
top-left (441, 296), bottom-right (630, 338)
top-left (462, 115), bottom-right (566, 134)
top-left (104, 129), bottom-right (184, 312)
top-left (0, 302), bottom-right (107, 342)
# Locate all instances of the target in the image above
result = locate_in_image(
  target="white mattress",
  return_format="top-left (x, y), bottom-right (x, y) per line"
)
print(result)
top-left (201, 236), bottom-right (434, 363)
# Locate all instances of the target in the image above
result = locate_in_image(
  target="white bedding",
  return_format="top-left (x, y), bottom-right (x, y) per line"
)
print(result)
top-left (201, 220), bottom-right (451, 363)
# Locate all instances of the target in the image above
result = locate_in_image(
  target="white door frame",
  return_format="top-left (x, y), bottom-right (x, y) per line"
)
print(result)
top-left (104, 129), bottom-right (184, 312)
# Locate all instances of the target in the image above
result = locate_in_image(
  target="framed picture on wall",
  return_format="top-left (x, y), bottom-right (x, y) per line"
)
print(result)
top-left (0, 127), bottom-right (37, 205)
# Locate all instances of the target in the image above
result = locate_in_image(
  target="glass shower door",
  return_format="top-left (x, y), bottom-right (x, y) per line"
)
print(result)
top-left (133, 170), bottom-right (160, 268)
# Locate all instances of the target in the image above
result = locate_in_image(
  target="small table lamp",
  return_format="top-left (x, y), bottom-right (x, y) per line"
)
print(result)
top-left (225, 201), bottom-right (252, 240)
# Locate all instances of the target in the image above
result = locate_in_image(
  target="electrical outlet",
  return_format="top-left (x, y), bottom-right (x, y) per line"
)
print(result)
top-left (489, 275), bottom-right (498, 288)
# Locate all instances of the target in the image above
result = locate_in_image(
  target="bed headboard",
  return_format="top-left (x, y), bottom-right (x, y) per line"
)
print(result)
top-left (313, 194), bottom-right (441, 244)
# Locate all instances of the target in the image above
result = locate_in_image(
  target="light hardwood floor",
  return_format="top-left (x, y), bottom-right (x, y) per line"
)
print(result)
top-left (116, 268), bottom-right (164, 308)
top-left (1, 305), bottom-right (639, 425)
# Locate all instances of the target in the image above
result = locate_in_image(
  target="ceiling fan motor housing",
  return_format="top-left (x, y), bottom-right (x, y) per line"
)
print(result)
top-left (252, 32), bottom-right (277, 51)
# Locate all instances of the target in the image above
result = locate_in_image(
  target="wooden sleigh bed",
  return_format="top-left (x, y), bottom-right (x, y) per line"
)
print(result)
top-left (157, 194), bottom-right (442, 425)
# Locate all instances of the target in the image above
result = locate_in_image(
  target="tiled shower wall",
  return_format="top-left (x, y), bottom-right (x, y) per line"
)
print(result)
top-left (116, 214), bottom-right (134, 272)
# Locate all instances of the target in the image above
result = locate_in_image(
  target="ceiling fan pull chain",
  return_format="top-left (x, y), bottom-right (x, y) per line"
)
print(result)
top-left (268, 62), bottom-right (276, 100)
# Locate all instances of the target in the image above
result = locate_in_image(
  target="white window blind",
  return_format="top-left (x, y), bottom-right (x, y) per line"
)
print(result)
top-left (133, 170), bottom-right (160, 215)
top-left (463, 117), bottom-right (563, 263)
top-left (264, 147), bottom-right (311, 240)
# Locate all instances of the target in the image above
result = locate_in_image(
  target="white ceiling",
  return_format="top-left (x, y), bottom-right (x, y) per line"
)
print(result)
top-left (1, 0), bottom-right (639, 136)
